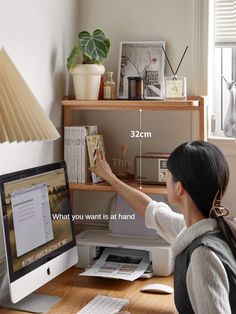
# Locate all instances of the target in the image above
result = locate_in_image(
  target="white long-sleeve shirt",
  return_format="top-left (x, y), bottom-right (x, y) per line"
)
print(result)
top-left (145, 201), bottom-right (231, 314)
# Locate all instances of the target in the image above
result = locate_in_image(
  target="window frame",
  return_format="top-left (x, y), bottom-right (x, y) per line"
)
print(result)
top-left (207, 0), bottom-right (236, 153)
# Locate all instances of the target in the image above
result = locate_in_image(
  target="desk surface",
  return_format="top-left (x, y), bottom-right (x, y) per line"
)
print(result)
top-left (0, 267), bottom-right (177, 314)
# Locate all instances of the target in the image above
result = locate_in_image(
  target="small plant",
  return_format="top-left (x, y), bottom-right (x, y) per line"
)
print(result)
top-left (67, 29), bottom-right (110, 70)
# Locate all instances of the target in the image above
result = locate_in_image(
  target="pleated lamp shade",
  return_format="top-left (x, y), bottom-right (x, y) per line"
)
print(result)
top-left (0, 48), bottom-right (60, 143)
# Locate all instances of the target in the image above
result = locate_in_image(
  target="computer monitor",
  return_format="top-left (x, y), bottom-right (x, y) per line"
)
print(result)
top-left (0, 161), bottom-right (78, 313)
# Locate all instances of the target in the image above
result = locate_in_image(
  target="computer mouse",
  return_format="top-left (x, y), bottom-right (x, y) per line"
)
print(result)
top-left (141, 284), bottom-right (174, 294)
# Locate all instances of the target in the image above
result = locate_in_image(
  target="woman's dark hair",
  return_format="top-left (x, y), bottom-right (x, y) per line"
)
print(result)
top-left (167, 141), bottom-right (236, 258)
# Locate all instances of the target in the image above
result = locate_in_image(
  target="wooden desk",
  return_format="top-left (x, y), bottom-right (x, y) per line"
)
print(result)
top-left (0, 267), bottom-right (177, 314)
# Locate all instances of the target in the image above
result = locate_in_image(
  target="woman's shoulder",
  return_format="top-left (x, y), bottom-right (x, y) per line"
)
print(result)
top-left (188, 245), bottom-right (229, 287)
top-left (146, 200), bottom-right (173, 212)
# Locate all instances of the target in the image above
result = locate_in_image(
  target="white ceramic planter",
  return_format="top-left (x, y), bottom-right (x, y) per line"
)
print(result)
top-left (71, 64), bottom-right (105, 100)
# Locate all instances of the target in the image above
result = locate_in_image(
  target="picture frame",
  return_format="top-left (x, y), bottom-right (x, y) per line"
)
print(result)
top-left (117, 41), bottom-right (165, 100)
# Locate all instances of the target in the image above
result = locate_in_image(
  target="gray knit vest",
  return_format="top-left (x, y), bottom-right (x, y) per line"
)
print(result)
top-left (174, 231), bottom-right (236, 314)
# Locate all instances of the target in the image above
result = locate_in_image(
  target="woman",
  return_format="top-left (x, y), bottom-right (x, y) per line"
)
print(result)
top-left (90, 141), bottom-right (236, 314)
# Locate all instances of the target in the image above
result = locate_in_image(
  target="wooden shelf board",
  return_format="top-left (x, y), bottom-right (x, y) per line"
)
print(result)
top-left (69, 181), bottom-right (167, 195)
top-left (62, 99), bottom-right (199, 111)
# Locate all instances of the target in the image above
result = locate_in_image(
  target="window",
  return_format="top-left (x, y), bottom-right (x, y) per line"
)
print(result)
top-left (210, 0), bottom-right (236, 138)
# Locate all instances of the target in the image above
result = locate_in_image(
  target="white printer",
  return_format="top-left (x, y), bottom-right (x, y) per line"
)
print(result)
top-left (76, 195), bottom-right (174, 276)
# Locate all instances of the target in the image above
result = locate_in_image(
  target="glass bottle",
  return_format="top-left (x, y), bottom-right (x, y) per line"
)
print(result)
top-left (103, 72), bottom-right (116, 99)
top-left (98, 75), bottom-right (104, 100)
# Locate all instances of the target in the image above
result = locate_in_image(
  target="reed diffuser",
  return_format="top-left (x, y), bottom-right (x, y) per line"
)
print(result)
top-left (162, 46), bottom-right (188, 100)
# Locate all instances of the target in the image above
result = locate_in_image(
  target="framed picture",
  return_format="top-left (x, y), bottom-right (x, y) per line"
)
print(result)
top-left (117, 41), bottom-right (165, 99)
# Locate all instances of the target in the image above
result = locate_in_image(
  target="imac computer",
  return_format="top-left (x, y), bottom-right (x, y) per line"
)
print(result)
top-left (0, 161), bottom-right (78, 313)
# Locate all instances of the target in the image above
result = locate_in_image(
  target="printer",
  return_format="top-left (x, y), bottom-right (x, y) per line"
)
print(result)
top-left (76, 194), bottom-right (174, 277)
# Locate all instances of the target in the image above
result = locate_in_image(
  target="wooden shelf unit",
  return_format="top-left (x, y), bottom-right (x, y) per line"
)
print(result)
top-left (62, 96), bottom-right (206, 194)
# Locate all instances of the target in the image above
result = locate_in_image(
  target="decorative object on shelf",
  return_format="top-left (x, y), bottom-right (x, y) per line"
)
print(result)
top-left (162, 46), bottom-right (188, 101)
top-left (103, 72), bottom-right (116, 99)
top-left (135, 153), bottom-right (169, 185)
top-left (0, 48), bottom-right (60, 142)
top-left (67, 29), bottom-right (110, 100)
top-left (164, 76), bottom-right (187, 100)
top-left (128, 77), bottom-right (144, 100)
top-left (222, 75), bottom-right (236, 137)
top-left (117, 41), bottom-right (165, 100)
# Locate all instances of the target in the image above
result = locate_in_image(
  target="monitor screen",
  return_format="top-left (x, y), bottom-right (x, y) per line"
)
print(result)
top-left (0, 161), bottom-right (76, 284)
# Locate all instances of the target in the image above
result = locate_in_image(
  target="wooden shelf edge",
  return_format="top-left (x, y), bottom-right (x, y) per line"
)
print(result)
top-left (69, 182), bottom-right (167, 195)
top-left (62, 99), bottom-right (200, 111)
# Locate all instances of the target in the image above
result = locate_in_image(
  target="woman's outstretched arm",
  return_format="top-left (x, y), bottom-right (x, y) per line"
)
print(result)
top-left (89, 150), bottom-right (152, 217)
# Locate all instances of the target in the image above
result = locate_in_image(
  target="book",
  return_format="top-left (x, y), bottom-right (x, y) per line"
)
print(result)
top-left (64, 127), bottom-right (77, 183)
top-left (86, 134), bottom-right (106, 183)
top-left (80, 126), bottom-right (98, 183)
top-left (64, 127), bottom-right (74, 182)
top-left (74, 127), bottom-right (82, 183)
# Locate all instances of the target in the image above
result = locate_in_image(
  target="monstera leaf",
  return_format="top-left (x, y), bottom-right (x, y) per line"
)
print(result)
top-left (67, 29), bottom-right (110, 70)
top-left (78, 29), bottom-right (110, 65)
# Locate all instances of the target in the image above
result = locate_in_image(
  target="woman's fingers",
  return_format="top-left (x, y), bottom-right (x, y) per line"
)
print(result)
top-left (95, 148), bottom-right (104, 161)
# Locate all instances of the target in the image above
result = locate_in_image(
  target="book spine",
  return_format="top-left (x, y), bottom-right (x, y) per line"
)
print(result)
top-left (64, 127), bottom-right (69, 175)
top-left (77, 127), bottom-right (82, 183)
top-left (71, 127), bottom-right (77, 183)
top-left (87, 126), bottom-right (98, 182)
top-left (81, 127), bottom-right (86, 183)
top-left (67, 127), bottom-right (73, 182)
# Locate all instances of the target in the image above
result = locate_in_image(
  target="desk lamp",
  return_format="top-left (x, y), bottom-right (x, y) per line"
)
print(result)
top-left (0, 48), bottom-right (60, 142)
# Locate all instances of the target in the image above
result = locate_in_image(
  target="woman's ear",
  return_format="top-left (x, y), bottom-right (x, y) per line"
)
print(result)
top-left (176, 181), bottom-right (184, 196)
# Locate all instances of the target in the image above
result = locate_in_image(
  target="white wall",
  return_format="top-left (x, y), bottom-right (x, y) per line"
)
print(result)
top-left (0, 0), bottom-right (81, 173)
top-left (0, 0), bottom-right (80, 256)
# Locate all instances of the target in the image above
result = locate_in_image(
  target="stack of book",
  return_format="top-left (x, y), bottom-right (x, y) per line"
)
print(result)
top-left (64, 126), bottom-right (105, 183)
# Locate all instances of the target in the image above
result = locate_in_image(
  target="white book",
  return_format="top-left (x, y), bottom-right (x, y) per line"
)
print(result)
top-left (73, 127), bottom-right (77, 183)
top-left (76, 127), bottom-right (82, 183)
top-left (80, 126), bottom-right (98, 183)
top-left (71, 127), bottom-right (77, 183)
top-left (71, 126), bottom-right (83, 183)
top-left (64, 127), bottom-right (74, 182)
top-left (65, 127), bottom-right (78, 183)
top-left (64, 127), bottom-right (69, 176)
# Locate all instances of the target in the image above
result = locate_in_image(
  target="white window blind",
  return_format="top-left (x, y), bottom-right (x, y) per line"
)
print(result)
top-left (215, 0), bottom-right (236, 46)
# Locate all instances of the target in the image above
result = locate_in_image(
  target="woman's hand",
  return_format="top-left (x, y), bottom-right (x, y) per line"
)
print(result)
top-left (89, 149), bottom-right (115, 184)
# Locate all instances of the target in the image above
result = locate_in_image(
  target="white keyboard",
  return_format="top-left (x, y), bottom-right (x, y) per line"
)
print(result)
top-left (77, 295), bottom-right (129, 314)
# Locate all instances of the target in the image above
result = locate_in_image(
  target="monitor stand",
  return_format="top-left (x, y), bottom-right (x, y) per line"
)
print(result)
top-left (0, 273), bottom-right (62, 313)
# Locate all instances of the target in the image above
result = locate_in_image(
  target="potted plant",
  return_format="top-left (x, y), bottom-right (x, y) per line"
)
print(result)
top-left (67, 29), bottom-right (110, 100)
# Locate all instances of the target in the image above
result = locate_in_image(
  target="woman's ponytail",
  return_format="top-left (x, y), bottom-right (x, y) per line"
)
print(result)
top-left (217, 217), bottom-right (236, 259)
